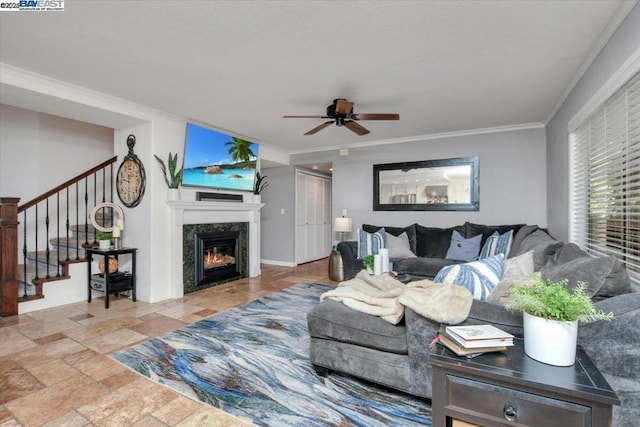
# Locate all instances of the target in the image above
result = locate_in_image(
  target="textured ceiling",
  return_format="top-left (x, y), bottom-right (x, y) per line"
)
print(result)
top-left (0, 1), bottom-right (634, 154)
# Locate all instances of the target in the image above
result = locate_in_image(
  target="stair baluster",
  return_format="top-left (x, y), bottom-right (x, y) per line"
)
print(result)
top-left (22, 211), bottom-right (27, 299)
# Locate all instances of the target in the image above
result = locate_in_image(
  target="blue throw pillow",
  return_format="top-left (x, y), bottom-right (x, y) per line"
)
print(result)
top-left (479, 229), bottom-right (514, 259)
top-left (445, 230), bottom-right (482, 261)
top-left (357, 228), bottom-right (387, 259)
top-left (434, 254), bottom-right (504, 300)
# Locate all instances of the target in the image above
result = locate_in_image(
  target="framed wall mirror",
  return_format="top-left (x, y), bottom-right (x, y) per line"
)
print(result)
top-left (373, 156), bottom-right (479, 211)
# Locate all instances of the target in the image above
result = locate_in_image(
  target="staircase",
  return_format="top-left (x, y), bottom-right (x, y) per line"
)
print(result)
top-left (0, 156), bottom-right (118, 316)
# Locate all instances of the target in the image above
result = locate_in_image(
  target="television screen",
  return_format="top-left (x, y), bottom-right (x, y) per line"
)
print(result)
top-left (181, 123), bottom-right (259, 192)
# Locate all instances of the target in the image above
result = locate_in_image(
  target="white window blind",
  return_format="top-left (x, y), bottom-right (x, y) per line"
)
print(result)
top-left (570, 71), bottom-right (640, 284)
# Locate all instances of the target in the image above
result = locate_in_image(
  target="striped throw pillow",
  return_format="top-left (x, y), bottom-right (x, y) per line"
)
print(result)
top-left (434, 254), bottom-right (504, 301)
top-left (479, 230), bottom-right (514, 260)
top-left (357, 228), bottom-right (387, 259)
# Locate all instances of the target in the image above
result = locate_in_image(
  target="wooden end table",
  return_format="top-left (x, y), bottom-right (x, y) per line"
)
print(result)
top-left (429, 338), bottom-right (620, 427)
top-left (86, 246), bottom-right (137, 309)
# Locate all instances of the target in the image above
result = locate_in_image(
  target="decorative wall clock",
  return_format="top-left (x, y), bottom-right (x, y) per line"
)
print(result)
top-left (116, 134), bottom-right (146, 208)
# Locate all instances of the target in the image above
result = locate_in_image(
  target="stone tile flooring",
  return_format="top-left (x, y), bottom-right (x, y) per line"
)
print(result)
top-left (0, 260), bottom-right (333, 426)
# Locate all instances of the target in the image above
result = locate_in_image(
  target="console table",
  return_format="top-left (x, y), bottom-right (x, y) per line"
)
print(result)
top-left (429, 338), bottom-right (619, 427)
top-left (86, 247), bottom-right (137, 309)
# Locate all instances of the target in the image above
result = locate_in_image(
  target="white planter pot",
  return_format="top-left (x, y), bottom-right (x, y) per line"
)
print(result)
top-left (523, 311), bottom-right (578, 366)
top-left (167, 188), bottom-right (180, 201)
top-left (251, 194), bottom-right (261, 204)
top-left (98, 239), bottom-right (111, 250)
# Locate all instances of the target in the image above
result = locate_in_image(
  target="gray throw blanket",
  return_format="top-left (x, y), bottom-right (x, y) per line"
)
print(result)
top-left (321, 270), bottom-right (473, 325)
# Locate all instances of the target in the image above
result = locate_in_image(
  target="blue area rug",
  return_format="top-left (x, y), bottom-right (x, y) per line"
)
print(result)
top-left (110, 283), bottom-right (432, 426)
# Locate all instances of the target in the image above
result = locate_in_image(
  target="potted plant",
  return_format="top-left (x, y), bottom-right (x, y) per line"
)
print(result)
top-left (505, 277), bottom-right (613, 366)
top-left (96, 231), bottom-right (112, 250)
top-left (363, 254), bottom-right (375, 275)
top-left (252, 171), bottom-right (268, 203)
top-left (154, 152), bottom-right (183, 200)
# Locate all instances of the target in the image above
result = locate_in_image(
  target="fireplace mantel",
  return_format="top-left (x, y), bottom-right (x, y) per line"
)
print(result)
top-left (167, 200), bottom-right (264, 298)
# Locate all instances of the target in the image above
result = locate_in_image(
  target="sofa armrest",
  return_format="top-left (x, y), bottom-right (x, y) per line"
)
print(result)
top-left (405, 307), bottom-right (441, 398)
top-left (337, 241), bottom-right (360, 280)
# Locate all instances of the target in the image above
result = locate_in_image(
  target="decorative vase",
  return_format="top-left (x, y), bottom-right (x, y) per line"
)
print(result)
top-left (523, 311), bottom-right (578, 366)
top-left (328, 250), bottom-right (344, 282)
top-left (167, 188), bottom-right (180, 201)
top-left (98, 239), bottom-right (111, 250)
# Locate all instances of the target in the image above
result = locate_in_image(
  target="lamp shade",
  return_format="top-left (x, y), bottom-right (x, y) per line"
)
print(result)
top-left (334, 217), bottom-right (353, 233)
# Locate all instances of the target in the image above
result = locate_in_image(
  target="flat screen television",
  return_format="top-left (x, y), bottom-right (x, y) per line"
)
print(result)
top-left (181, 123), bottom-right (259, 192)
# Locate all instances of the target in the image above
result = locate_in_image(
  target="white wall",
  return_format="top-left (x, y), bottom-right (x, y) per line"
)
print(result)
top-left (290, 127), bottom-right (547, 241)
top-left (546, 4), bottom-right (640, 241)
top-left (0, 104), bottom-right (113, 201)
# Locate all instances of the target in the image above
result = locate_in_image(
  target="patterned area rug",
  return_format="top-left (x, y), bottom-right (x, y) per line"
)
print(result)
top-left (110, 283), bottom-right (432, 426)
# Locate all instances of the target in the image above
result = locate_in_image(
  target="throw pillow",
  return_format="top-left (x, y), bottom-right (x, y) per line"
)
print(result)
top-left (434, 254), bottom-right (504, 301)
top-left (357, 228), bottom-right (386, 259)
top-left (363, 224), bottom-right (418, 254)
top-left (516, 229), bottom-right (563, 271)
top-left (445, 230), bottom-right (482, 261)
top-left (479, 230), bottom-right (514, 260)
top-left (502, 250), bottom-right (535, 279)
top-left (487, 273), bottom-right (539, 305)
top-left (386, 232), bottom-right (417, 258)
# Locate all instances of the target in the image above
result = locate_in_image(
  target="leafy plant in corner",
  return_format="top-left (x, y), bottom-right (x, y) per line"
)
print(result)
top-left (96, 231), bottom-right (112, 241)
top-left (253, 171), bottom-right (269, 195)
top-left (154, 152), bottom-right (183, 189)
top-left (363, 255), bottom-right (375, 271)
top-left (504, 276), bottom-right (613, 323)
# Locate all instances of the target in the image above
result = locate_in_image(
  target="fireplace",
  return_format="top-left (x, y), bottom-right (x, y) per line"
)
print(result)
top-left (194, 230), bottom-right (241, 286)
top-left (182, 222), bottom-right (249, 294)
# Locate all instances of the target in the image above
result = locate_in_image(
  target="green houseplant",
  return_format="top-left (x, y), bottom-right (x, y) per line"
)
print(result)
top-left (96, 231), bottom-right (112, 250)
top-left (363, 255), bottom-right (375, 274)
top-left (505, 277), bottom-right (612, 366)
top-left (154, 152), bottom-right (183, 189)
top-left (253, 171), bottom-right (269, 195)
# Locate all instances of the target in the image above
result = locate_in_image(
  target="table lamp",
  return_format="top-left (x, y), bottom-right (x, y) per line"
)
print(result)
top-left (334, 217), bottom-right (353, 242)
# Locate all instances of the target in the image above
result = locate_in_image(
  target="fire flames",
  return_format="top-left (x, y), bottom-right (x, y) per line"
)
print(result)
top-left (204, 250), bottom-right (235, 269)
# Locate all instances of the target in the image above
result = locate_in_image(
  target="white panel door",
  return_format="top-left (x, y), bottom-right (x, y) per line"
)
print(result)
top-left (296, 171), bottom-right (331, 264)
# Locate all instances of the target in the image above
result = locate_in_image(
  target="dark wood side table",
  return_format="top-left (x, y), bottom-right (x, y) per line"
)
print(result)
top-left (86, 247), bottom-right (137, 309)
top-left (429, 338), bottom-right (620, 427)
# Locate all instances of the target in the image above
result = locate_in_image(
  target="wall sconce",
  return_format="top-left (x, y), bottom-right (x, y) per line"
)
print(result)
top-left (333, 217), bottom-right (353, 241)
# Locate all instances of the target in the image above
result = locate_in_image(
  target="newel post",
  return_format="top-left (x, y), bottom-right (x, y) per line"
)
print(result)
top-left (0, 197), bottom-right (20, 316)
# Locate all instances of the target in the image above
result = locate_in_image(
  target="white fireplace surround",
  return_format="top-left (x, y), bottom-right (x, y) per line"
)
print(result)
top-left (168, 200), bottom-right (264, 299)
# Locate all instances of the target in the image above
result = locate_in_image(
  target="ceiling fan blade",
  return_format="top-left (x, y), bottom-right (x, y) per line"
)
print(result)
top-left (344, 120), bottom-right (370, 136)
top-left (304, 121), bottom-right (334, 135)
top-left (335, 99), bottom-right (354, 115)
top-left (283, 115), bottom-right (329, 118)
top-left (352, 113), bottom-right (400, 120)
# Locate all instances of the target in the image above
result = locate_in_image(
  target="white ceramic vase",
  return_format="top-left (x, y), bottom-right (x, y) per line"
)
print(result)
top-left (167, 188), bottom-right (180, 201)
top-left (98, 239), bottom-right (111, 250)
top-left (523, 311), bottom-right (578, 366)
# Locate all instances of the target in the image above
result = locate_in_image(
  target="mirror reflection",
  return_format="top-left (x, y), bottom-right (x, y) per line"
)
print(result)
top-left (373, 157), bottom-right (479, 211)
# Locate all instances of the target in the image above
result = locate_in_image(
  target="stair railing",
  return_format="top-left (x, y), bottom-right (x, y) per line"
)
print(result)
top-left (0, 156), bottom-right (117, 315)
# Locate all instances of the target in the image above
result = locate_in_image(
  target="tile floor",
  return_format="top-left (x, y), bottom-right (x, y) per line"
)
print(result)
top-left (0, 260), bottom-right (333, 427)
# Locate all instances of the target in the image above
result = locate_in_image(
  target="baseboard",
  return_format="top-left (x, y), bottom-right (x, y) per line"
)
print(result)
top-left (261, 259), bottom-right (297, 267)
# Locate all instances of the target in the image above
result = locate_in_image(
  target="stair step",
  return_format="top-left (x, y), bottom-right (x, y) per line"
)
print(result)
top-left (70, 224), bottom-right (98, 241)
top-left (49, 237), bottom-right (88, 258)
top-left (26, 250), bottom-right (65, 273)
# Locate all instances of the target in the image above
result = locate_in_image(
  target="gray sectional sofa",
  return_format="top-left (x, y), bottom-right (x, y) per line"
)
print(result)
top-left (308, 222), bottom-right (640, 425)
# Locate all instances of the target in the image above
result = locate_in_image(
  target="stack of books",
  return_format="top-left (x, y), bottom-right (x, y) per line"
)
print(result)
top-left (435, 324), bottom-right (514, 358)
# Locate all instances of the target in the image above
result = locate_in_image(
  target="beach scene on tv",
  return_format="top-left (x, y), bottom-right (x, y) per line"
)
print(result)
top-left (182, 123), bottom-right (259, 192)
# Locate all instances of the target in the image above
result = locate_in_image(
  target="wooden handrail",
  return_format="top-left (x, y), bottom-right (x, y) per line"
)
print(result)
top-left (18, 156), bottom-right (118, 212)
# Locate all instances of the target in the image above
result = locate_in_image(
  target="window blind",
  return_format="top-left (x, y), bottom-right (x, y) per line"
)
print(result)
top-left (570, 71), bottom-right (640, 284)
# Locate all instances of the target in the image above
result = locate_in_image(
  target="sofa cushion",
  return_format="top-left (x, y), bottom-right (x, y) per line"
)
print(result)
top-left (393, 257), bottom-right (462, 279)
top-left (357, 228), bottom-right (386, 259)
top-left (463, 222), bottom-right (525, 247)
top-left (363, 224), bottom-right (417, 254)
top-left (415, 224), bottom-right (463, 258)
top-left (479, 230), bottom-right (514, 260)
top-left (516, 229), bottom-right (563, 270)
top-left (502, 250), bottom-right (535, 279)
top-left (541, 243), bottom-right (631, 301)
top-left (434, 254), bottom-right (504, 301)
top-left (508, 225), bottom-right (540, 258)
top-left (446, 230), bottom-right (482, 261)
top-left (386, 232), bottom-right (417, 258)
top-left (307, 299), bottom-right (408, 354)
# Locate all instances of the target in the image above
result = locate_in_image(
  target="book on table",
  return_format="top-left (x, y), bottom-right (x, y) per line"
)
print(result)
top-left (436, 332), bottom-right (507, 358)
top-left (445, 324), bottom-right (514, 348)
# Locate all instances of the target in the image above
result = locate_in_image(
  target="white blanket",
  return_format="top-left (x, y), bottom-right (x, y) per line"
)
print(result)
top-left (321, 270), bottom-right (473, 325)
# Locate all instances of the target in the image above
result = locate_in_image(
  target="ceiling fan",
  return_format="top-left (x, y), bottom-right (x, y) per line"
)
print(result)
top-left (283, 98), bottom-right (400, 136)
